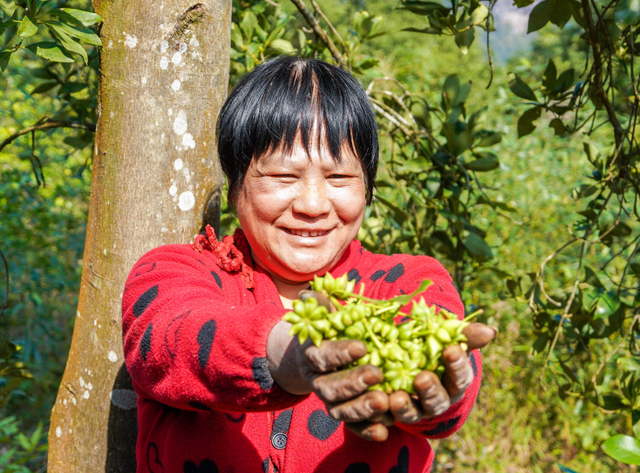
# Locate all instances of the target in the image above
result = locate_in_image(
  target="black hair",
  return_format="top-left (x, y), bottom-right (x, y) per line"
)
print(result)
top-left (216, 56), bottom-right (379, 204)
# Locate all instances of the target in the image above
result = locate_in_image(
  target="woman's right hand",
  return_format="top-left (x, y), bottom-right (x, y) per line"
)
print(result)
top-left (267, 319), bottom-right (394, 441)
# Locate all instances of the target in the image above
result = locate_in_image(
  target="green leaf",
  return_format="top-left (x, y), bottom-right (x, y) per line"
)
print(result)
top-left (463, 232), bottom-right (494, 261)
top-left (376, 194), bottom-right (410, 225)
top-left (397, 1), bottom-right (449, 16)
top-left (568, 0), bottom-right (588, 29)
top-left (268, 39), bottom-right (294, 54)
top-left (601, 435), bottom-right (640, 465)
top-left (584, 266), bottom-right (603, 288)
top-left (56, 8), bottom-right (102, 27)
top-left (542, 59), bottom-right (557, 93)
top-left (240, 11), bottom-right (257, 40)
top-left (617, 357), bottom-right (640, 372)
top-left (528, 0), bottom-right (553, 33)
top-left (583, 142), bottom-right (600, 164)
top-left (465, 154), bottom-right (499, 172)
top-left (476, 131), bottom-right (502, 147)
top-left (26, 42), bottom-right (74, 62)
top-left (514, 0), bottom-right (535, 6)
top-left (46, 22), bottom-right (88, 63)
top-left (600, 393), bottom-right (627, 410)
top-left (46, 21), bottom-right (101, 46)
top-left (517, 107), bottom-right (541, 138)
top-left (0, 1), bottom-right (16, 21)
top-left (558, 358), bottom-right (579, 383)
top-left (30, 81), bottom-right (58, 94)
top-left (454, 27), bottom-right (474, 54)
top-left (508, 73), bottom-right (538, 101)
top-left (614, 0), bottom-right (640, 27)
top-left (571, 183), bottom-right (598, 199)
top-left (471, 4), bottom-right (489, 24)
top-left (556, 68), bottom-right (575, 93)
top-left (17, 15), bottom-right (37, 37)
top-left (0, 50), bottom-right (11, 71)
top-left (403, 157), bottom-right (429, 173)
top-left (549, 118), bottom-right (566, 135)
top-left (402, 26), bottom-right (443, 34)
top-left (549, 0), bottom-right (572, 28)
top-left (594, 291), bottom-right (621, 320)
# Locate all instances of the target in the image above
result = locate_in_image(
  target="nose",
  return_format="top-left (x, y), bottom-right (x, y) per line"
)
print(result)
top-left (292, 180), bottom-right (331, 218)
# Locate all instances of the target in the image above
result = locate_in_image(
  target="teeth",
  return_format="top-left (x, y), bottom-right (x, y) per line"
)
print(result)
top-left (289, 229), bottom-right (327, 237)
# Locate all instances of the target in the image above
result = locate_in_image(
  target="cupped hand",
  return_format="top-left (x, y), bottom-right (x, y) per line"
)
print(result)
top-left (386, 322), bottom-right (497, 426)
top-left (267, 290), bottom-right (497, 442)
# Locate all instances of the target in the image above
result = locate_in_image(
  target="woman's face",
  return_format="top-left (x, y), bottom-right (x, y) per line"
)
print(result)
top-left (236, 140), bottom-right (366, 285)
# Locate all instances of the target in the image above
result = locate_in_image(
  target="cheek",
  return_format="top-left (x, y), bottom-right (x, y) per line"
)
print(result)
top-left (238, 184), bottom-right (294, 224)
top-left (331, 188), bottom-right (366, 224)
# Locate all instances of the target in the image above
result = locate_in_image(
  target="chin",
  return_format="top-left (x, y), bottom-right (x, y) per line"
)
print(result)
top-left (281, 260), bottom-right (332, 280)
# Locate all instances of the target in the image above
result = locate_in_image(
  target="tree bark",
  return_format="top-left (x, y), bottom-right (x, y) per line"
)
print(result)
top-left (47, 1), bottom-right (231, 471)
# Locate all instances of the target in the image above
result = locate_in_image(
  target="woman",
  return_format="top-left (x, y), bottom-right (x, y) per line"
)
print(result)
top-left (122, 57), bottom-right (496, 473)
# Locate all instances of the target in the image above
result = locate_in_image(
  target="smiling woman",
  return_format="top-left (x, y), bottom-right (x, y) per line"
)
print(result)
top-left (121, 57), bottom-right (495, 473)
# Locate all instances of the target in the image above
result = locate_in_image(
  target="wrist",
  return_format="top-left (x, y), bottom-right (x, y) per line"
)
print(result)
top-left (267, 321), bottom-right (312, 395)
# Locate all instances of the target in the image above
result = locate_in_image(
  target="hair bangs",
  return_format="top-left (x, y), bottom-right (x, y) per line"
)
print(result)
top-left (217, 57), bottom-right (379, 204)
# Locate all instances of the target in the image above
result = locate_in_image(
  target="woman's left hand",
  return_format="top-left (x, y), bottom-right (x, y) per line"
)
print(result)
top-left (384, 323), bottom-right (496, 425)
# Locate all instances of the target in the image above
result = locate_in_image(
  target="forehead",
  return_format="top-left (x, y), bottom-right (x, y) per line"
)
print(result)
top-left (254, 139), bottom-right (362, 171)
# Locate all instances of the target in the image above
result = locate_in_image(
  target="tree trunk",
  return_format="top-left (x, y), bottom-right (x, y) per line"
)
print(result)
top-left (47, 1), bottom-right (231, 471)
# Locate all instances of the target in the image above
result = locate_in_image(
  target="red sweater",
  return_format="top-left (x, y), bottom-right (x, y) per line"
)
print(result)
top-left (122, 232), bottom-right (482, 473)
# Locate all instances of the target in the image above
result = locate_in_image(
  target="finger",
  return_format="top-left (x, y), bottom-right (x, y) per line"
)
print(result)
top-left (304, 339), bottom-right (367, 372)
top-left (325, 389), bottom-right (389, 422)
top-left (299, 290), bottom-right (334, 312)
top-left (441, 345), bottom-right (474, 405)
top-left (309, 365), bottom-right (383, 403)
top-left (345, 421), bottom-right (389, 442)
top-left (388, 390), bottom-right (423, 424)
top-left (413, 371), bottom-right (450, 418)
top-left (462, 323), bottom-right (497, 351)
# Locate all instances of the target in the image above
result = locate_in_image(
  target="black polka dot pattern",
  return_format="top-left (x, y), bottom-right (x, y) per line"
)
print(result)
top-left (307, 409), bottom-right (341, 441)
top-left (197, 320), bottom-right (217, 369)
top-left (140, 323), bottom-right (153, 361)
top-left (147, 443), bottom-right (164, 473)
top-left (189, 401), bottom-right (212, 411)
top-left (470, 352), bottom-right (477, 377)
top-left (384, 264), bottom-right (405, 283)
top-left (252, 357), bottom-right (274, 391)
top-left (134, 262), bottom-right (156, 277)
top-left (400, 316), bottom-right (411, 323)
top-left (421, 416), bottom-right (461, 436)
top-left (347, 268), bottom-right (362, 285)
top-left (271, 409), bottom-right (293, 435)
top-left (164, 311), bottom-right (190, 359)
top-left (183, 459), bottom-right (218, 473)
top-left (345, 463), bottom-right (370, 473)
top-left (210, 271), bottom-right (222, 290)
top-left (370, 269), bottom-right (387, 281)
top-left (388, 446), bottom-right (409, 473)
top-left (133, 285), bottom-right (158, 317)
top-left (262, 458), bottom-right (270, 473)
top-left (225, 413), bottom-right (245, 422)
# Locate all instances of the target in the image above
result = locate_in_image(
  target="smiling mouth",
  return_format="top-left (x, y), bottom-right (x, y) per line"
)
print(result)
top-left (283, 228), bottom-right (331, 237)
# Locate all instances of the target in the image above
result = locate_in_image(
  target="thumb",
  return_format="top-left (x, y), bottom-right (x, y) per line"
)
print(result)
top-left (462, 323), bottom-right (497, 351)
top-left (299, 290), bottom-right (335, 312)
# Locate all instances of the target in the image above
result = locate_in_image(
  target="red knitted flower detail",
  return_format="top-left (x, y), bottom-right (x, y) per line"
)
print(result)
top-left (193, 225), bottom-right (255, 289)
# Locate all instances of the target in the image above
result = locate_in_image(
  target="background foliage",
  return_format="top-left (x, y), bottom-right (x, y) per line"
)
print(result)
top-left (1, 0), bottom-right (640, 471)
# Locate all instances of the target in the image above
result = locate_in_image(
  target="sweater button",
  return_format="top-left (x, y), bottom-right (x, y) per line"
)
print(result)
top-left (271, 432), bottom-right (287, 450)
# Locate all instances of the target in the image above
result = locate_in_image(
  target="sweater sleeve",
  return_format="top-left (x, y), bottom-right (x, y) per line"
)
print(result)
top-left (372, 254), bottom-right (483, 439)
top-left (121, 244), bottom-right (306, 413)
